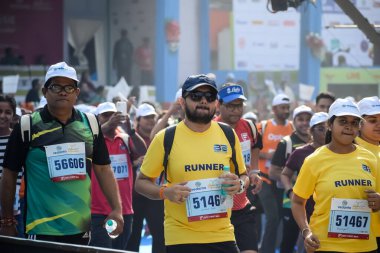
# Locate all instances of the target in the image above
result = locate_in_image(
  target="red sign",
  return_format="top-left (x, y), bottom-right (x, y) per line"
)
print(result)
top-left (0, 0), bottom-right (63, 65)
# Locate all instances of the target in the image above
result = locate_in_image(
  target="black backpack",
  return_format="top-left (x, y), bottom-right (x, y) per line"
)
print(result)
top-left (160, 122), bottom-right (239, 183)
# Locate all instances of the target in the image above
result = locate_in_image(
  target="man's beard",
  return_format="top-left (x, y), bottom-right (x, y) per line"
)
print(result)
top-left (278, 112), bottom-right (290, 121)
top-left (185, 105), bottom-right (215, 124)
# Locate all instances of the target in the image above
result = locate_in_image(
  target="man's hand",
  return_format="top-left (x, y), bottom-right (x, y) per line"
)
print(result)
top-left (249, 172), bottom-right (262, 194)
top-left (163, 183), bottom-right (191, 204)
top-left (365, 189), bottom-right (380, 211)
top-left (167, 99), bottom-right (182, 114)
top-left (104, 209), bottom-right (124, 237)
top-left (219, 173), bottom-right (240, 195)
top-left (304, 232), bottom-right (320, 253)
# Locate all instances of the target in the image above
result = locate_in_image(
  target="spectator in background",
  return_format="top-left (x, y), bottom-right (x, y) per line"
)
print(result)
top-left (135, 37), bottom-right (153, 85)
top-left (25, 79), bottom-right (42, 106)
top-left (257, 94), bottom-right (294, 253)
top-left (113, 29), bottom-right (134, 85)
top-left (315, 92), bottom-right (335, 113)
top-left (91, 86), bottom-right (107, 105)
top-left (215, 83), bottom-right (263, 253)
top-left (126, 103), bottom-right (166, 253)
top-left (89, 102), bottom-right (146, 251)
top-left (0, 48), bottom-right (20, 65)
top-left (0, 95), bottom-right (24, 238)
top-left (356, 96), bottom-right (380, 250)
top-left (243, 111), bottom-right (258, 124)
top-left (77, 70), bottom-right (96, 104)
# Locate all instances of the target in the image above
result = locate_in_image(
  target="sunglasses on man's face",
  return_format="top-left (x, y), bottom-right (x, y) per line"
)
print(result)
top-left (48, 84), bottom-right (77, 94)
top-left (185, 91), bottom-right (217, 102)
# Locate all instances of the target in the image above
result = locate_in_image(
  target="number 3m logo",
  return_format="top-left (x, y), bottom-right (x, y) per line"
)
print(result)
top-left (214, 144), bottom-right (227, 153)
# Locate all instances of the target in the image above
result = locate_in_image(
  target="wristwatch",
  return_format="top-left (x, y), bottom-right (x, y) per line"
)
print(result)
top-left (237, 178), bottom-right (245, 194)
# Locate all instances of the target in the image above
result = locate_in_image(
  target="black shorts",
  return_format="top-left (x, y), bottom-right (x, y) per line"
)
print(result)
top-left (231, 204), bottom-right (259, 252)
top-left (166, 241), bottom-right (239, 253)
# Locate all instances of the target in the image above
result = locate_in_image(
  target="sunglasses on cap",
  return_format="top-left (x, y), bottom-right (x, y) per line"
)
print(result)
top-left (185, 91), bottom-right (217, 102)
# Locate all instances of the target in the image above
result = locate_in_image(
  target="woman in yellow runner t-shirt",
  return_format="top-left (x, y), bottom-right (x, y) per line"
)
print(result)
top-left (292, 98), bottom-right (379, 253)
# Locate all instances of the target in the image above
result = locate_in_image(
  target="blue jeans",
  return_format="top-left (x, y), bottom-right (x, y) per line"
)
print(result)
top-left (89, 214), bottom-right (133, 250)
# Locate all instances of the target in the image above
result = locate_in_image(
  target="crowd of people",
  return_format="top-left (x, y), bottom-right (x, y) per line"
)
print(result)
top-left (0, 62), bottom-right (380, 253)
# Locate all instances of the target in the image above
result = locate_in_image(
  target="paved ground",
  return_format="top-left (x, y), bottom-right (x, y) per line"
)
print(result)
top-left (139, 233), bottom-right (152, 253)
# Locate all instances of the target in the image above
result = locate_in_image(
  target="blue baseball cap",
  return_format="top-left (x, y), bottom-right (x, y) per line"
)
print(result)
top-left (218, 84), bottom-right (247, 104)
top-left (182, 74), bottom-right (218, 97)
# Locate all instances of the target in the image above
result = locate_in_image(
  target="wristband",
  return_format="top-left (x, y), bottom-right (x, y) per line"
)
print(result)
top-left (159, 186), bottom-right (167, 200)
top-left (286, 188), bottom-right (293, 198)
top-left (237, 179), bottom-right (245, 194)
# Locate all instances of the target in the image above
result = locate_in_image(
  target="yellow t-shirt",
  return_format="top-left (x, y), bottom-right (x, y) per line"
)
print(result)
top-left (140, 121), bottom-right (247, 245)
top-left (356, 136), bottom-right (380, 237)
top-left (293, 145), bottom-right (378, 252)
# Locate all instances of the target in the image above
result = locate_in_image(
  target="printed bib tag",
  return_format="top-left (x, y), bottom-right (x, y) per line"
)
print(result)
top-left (185, 178), bottom-right (228, 222)
top-left (110, 154), bottom-right (129, 179)
top-left (328, 198), bottom-right (371, 239)
top-left (45, 142), bottom-right (86, 182)
top-left (241, 140), bottom-right (251, 165)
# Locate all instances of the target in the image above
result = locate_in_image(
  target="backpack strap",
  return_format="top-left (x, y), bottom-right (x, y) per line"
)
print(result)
top-left (260, 120), bottom-right (267, 135)
top-left (117, 133), bottom-right (131, 154)
top-left (84, 112), bottom-right (99, 139)
top-left (161, 125), bottom-right (177, 183)
top-left (20, 114), bottom-right (32, 143)
top-left (289, 121), bottom-right (295, 131)
top-left (217, 122), bottom-right (239, 176)
top-left (283, 135), bottom-right (293, 160)
top-left (243, 119), bottom-right (258, 144)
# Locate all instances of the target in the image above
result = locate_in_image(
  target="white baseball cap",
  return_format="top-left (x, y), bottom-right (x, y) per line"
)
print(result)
top-left (292, 105), bottom-right (313, 119)
top-left (243, 112), bottom-right (258, 121)
top-left (44, 62), bottom-right (79, 87)
top-left (136, 103), bottom-right (157, 118)
top-left (357, 96), bottom-right (380, 116)
top-left (272, 94), bottom-right (290, 106)
top-left (310, 112), bottom-right (329, 128)
top-left (95, 102), bottom-right (117, 115)
top-left (328, 98), bottom-right (362, 119)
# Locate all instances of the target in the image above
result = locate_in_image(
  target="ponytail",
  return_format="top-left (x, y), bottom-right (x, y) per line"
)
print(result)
top-left (325, 130), bottom-right (332, 144)
top-left (325, 116), bottom-right (336, 144)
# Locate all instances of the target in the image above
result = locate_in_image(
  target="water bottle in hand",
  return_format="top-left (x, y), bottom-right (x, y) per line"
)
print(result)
top-left (221, 166), bottom-right (233, 208)
top-left (105, 219), bottom-right (119, 239)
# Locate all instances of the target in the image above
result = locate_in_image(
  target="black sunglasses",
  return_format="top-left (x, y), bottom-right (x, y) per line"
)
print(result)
top-left (48, 84), bottom-right (77, 94)
top-left (185, 91), bottom-right (217, 102)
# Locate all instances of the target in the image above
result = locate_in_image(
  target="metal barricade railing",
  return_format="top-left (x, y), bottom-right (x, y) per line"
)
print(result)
top-left (0, 235), bottom-right (137, 253)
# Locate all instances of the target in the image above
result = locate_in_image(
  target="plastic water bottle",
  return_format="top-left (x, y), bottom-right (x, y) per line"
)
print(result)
top-left (221, 166), bottom-right (234, 209)
top-left (105, 219), bottom-right (119, 239)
